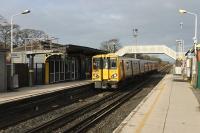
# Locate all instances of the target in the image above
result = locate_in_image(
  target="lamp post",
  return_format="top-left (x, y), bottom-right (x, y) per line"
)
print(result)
top-left (176, 40), bottom-right (184, 58)
top-left (133, 28), bottom-right (138, 58)
top-left (133, 28), bottom-right (138, 45)
top-left (179, 9), bottom-right (198, 54)
top-left (179, 9), bottom-right (198, 87)
top-left (10, 9), bottom-right (30, 88)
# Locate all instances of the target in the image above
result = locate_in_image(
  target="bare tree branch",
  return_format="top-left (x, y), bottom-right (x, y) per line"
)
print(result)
top-left (17, 29), bottom-right (46, 46)
top-left (100, 38), bottom-right (121, 53)
top-left (0, 15), bottom-right (20, 48)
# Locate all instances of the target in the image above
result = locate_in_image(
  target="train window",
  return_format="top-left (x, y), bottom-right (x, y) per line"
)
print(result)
top-left (93, 58), bottom-right (101, 69)
top-left (110, 58), bottom-right (117, 69)
top-left (126, 62), bottom-right (129, 69)
top-left (103, 58), bottom-right (109, 69)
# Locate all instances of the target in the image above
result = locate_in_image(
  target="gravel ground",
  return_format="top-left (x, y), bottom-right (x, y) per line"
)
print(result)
top-left (0, 85), bottom-right (97, 130)
top-left (0, 74), bottom-right (164, 133)
top-left (55, 91), bottom-right (128, 133)
top-left (87, 74), bottom-right (164, 133)
top-left (0, 91), bottom-right (112, 133)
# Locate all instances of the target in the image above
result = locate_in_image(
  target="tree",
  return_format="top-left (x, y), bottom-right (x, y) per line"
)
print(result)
top-left (0, 24), bottom-right (20, 48)
top-left (0, 15), bottom-right (47, 48)
top-left (100, 38), bottom-right (121, 53)
top-left (0, 15), bottom-right (20, 48)
top-left (17, 29), bottom-right (46, 46)
top-left (0, 14), bottom-right (7, 24)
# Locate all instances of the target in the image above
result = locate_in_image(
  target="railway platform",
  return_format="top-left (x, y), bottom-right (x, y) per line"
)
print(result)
top-left (0, 80), bottom-right (92, 104)
top-left (114, 74), bottom-right (200, 133)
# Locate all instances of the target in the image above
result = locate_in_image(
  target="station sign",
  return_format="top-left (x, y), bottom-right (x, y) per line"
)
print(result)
top-left (11, 53), bottom-right (20, 58)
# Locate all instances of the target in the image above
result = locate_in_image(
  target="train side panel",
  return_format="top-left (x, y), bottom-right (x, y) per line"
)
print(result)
top-left (139, 60), bottom-right (145, 73)
top-left (133, 60), bottom-right (140, 75)
top-left (124, 59), bottom-right (132, 78)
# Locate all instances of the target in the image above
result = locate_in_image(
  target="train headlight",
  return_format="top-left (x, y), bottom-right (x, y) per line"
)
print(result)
top-left (111, 73), bottom-right (117, 78)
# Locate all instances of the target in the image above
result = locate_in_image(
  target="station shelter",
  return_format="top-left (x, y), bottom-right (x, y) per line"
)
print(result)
top-left (45, 44), bottom-right (102, 84)
top-left (12, 41), bottom-right (105, 87)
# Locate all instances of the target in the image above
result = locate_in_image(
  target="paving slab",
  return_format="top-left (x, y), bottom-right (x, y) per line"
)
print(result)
top-left (114, 74), bottom-right (200, 133)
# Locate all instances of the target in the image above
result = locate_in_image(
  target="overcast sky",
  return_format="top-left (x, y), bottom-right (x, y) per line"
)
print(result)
top-left (0, 0), bottom-right (199, 59)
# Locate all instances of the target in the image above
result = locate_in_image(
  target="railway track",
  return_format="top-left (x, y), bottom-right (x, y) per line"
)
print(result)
top-left (26, 90), bottom-right (122, 133)
top-left (27, 66), bottom-right (171, 133)
top-left (25, 77), bottom-right (152, 133)
top-left (0, 84), bottom-right (96, 129)
top-left (2, 65), bottom-right (171, 132)
top-left (65, 83), bottom-right (146, 133)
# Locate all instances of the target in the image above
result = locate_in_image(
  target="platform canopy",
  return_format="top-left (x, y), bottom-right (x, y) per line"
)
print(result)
top-left (65, 44), bottom-right (106, 56)
top-left (115, 45), bottom-right (177, 60)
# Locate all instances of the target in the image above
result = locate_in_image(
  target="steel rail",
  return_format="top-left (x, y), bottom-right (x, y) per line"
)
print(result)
top-left (0, 84), bottom-right (94, 129)
top-left (64, 80), bottom-right (148, 133)
top-left (26, 78), bottom-right (150, 133)
top-left (26, 90), bottom-right (122, 133)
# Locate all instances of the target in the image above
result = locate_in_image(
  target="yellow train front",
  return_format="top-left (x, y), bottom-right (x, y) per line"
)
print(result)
top-left (92, 53), bottom-right (119, 89)
top-left (92, 53), bottom-right (158, 89)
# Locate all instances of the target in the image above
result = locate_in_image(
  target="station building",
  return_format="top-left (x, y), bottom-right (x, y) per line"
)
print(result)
top-left (11, 41), bottom-right (105, 88)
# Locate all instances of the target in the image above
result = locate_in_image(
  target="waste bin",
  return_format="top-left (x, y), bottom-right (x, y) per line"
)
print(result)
top-left (12, 74), bottom-right (19, 88)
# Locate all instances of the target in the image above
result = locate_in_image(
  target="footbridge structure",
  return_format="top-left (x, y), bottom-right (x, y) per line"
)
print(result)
top-left (115, 45), bottom-right (177, 60)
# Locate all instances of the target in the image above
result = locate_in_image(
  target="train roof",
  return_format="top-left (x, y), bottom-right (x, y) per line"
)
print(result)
top-left (93, 53), bottom-right (117, 58)
top-left (92, 53), bottom-right (158, 63)
top-left (119, 56), bottom-right (158, 63)
top-left (92, 54), bottom-right (106, 58)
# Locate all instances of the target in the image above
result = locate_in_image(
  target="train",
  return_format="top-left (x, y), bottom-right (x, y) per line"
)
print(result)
top-left (92, 53), bottom-right (158, 89)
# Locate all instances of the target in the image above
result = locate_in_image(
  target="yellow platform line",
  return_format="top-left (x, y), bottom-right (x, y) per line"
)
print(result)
top-left (135, 84), bottom-right (165, 133)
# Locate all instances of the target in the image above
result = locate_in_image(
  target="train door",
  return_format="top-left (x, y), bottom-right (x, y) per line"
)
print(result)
top-left (121, 60), bottom-right (125, 80)
top-left (138, 61), bottom-right (140, 74)
top-left (103, 57), bottom-right (109, 80)
top-left (92, 57), bottom-right (103, 81)
top-left (131, 61), bottom-right (134, 77)
top-left (135, 61), bottom-right (139, 75)
top-left (132, 61), bottom-right (135, 75)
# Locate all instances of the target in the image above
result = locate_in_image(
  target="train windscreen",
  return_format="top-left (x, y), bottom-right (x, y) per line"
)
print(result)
top-left (93, 58), bottom-right (102, 69)
top-left (109, 58), bottom-right (117, 69)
